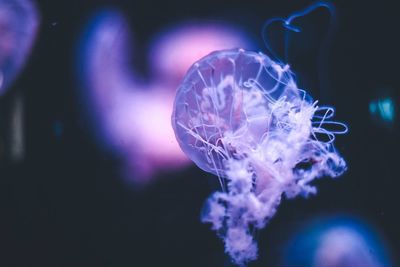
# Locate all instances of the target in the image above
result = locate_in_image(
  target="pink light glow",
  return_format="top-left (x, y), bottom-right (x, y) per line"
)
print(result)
top-left (314, 226), bottom-right (388, 267)
top-left (150, 23), bottom-right (253, 82)
top-left (79, 10), bottom-right (253, 183)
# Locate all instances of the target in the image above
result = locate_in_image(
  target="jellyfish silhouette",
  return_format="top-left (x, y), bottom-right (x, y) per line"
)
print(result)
top-left (171, 3), bottom-right (347, 266)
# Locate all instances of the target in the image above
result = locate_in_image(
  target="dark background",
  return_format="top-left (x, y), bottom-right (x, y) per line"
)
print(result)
top-left (0, 0), bottom-right (399, 266)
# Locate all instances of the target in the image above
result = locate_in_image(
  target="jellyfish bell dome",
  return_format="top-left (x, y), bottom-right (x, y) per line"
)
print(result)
top-left (171, 48), bottom-right (312, 177)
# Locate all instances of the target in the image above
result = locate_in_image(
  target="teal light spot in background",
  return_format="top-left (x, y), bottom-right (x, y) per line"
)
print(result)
top-left (369, 97), bottom-right (396, 125)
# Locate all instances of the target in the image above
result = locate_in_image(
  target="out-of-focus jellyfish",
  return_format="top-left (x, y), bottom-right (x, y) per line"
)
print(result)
top-left (171, 3), bottom-right (347, 265)
top-left (369, 94), bottom-right (396, 127)
top-left (77, 9), bottom-right (253, 183)
top-left (0, 0), bottom-right (39, 94)
top-left (150, 23), bottom-right (252, 84)
top-left (282, 217), bottom-right (393, 267)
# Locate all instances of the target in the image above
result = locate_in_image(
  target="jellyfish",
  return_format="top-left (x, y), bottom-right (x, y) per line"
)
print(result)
top-left (0, 0), bottom-right (39, 94)
top-left (171, 47), bottom-right (347, 264)
top-left (77, 9), bottom-right (253, 183)
top-left (283, 216), bottom-right (393, 267)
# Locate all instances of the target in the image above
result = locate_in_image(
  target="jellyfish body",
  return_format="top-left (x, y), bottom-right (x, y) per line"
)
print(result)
top-left (172, 48), bottom-right (347, 265)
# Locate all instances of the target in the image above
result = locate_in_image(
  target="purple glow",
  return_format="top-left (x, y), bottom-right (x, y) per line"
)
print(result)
top-left (171, 49), bottom-right (347, 265)
top-left (283, 217), bottom-right (393, 267)
top-left (150, 23), bottom-right (253, 83)
top-left (0, 0), bottom-right (39, 94)
top-left (315, 227), bottom-right (384, 267)
top-left (78, 10), bottom-right (252, 183)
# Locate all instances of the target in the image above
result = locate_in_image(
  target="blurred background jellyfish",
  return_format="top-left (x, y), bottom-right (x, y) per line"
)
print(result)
top-left (0, 0), bottom-right (39, 94)
top-left (0, 0), bottom-right (38, 163)
top-left (149, 23), bottom-right (252, 84)
top-left (282, 216), bottom-right (393, 267)
top-left (369, 88), bottom-right (397, 129)
top-left (171, 4), bottom-right (347, 265)
top-left (77, 9), bottom-right (253, 184)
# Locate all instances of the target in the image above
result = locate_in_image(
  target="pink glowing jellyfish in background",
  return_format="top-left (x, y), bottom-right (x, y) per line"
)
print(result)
top-left (283, 216), bottom-right (393, 267)
top-left (171, 4), bottom-right (347, 266)
top-left (78, 9), bottom-right (253, 184)
top-left (0, 0), bottom-right (39, 94)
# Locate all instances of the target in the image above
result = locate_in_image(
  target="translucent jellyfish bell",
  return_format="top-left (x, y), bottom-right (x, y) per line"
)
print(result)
top-left (172, 48), bottom-right (347, 265)
top-left (173, 49), bottom-right (298, 175)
